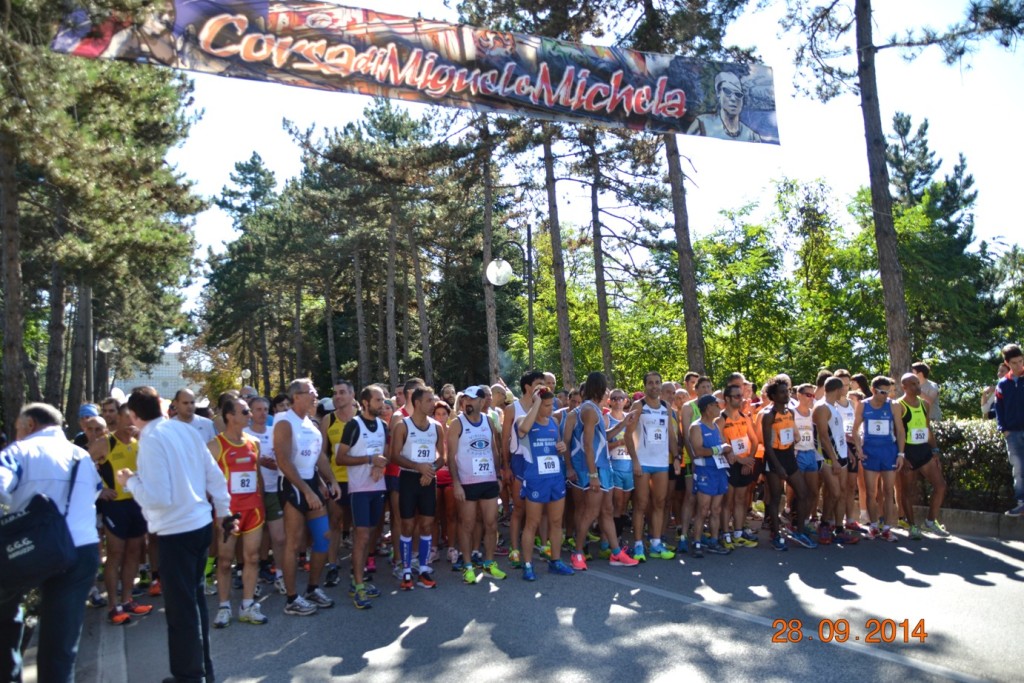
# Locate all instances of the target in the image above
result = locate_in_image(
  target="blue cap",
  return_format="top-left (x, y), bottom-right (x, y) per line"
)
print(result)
top-left (78, 404), bottom-right (100, 418)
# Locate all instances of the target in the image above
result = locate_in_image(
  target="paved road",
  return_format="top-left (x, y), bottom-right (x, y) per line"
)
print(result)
top-left (24, 532), bottom-right (1024, 682)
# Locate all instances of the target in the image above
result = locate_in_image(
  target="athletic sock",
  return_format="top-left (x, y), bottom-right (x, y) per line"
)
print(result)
top-left (418, 535), bottom-right (432, 567)
top-left (241, 599), bottom-right (253, 609)
top-left (400, 536), bottom-right (413, 571)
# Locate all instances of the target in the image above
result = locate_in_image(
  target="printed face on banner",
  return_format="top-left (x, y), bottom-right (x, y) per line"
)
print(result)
top-left (52, 1), bottom-right (778, 142)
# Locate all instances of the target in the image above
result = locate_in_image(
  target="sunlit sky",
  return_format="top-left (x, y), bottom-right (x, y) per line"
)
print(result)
top-left (165, 0), bottom-right (1023, 312)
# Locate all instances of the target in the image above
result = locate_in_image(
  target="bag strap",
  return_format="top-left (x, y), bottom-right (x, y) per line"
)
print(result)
top-left (64, 456), bottom-right (82, 517)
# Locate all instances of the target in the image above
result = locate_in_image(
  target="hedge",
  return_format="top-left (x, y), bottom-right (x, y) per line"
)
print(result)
top-left (931, 419), bottom-right (1015, 513)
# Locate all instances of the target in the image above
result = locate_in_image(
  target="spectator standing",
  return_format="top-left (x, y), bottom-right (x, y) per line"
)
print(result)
top-left (996, 344), bottom-right (1024, 516)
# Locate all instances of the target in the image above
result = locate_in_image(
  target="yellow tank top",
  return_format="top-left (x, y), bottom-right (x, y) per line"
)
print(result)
top-left (327, 413), bottom-right (348, 483)
top-left (107, 435), bottom-right (139, 501)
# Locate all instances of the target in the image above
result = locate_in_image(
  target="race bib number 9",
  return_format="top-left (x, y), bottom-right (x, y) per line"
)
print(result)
top-left (867, 419), bottom-right (890, 436)
top-left (230, 471), bottom-right (256, 494)
top-left (537, 455), bottom-right (561, 474)
top-left (778, 427), bottom-right (794, 447)
top-left (472, 456), bottom-right (493, 478)
top-left (911, 427), bottom-right (929, 443)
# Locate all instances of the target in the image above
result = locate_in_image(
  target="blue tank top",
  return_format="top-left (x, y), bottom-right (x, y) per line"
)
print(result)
top-left (523, 418), bottom-right (564, 480)
top-left (571, 401), bottom-right (609, 469)
top-left (861, 399), bottom-right (897, 455)
top-left (696, 421), bottom-right (722, 468)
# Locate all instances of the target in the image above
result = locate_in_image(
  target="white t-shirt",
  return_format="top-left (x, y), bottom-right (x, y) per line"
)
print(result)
top-left (174, 414), bottom-right (217, 445)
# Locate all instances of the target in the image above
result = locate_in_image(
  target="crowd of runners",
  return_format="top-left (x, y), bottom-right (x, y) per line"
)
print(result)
top-left (49, 358), bottom-right (967, 624)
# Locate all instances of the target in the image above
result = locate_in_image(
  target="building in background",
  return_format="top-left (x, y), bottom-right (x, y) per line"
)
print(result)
top-left (113, 351), bottom-right (202, 400)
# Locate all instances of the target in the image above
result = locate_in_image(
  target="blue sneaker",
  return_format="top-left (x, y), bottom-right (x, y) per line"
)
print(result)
top-left (548, 559), bottom-right (576, 576)
top-left (791, 532), bottom-right (818, 549)
top-left (522, 563), bottom-right (537, 581)
top-left (1005, 503), bottom-right (1024, 517)
top-left (771, 535), bottom-right (789, 552)
top-left (676, 538), bottom-right (689, 555)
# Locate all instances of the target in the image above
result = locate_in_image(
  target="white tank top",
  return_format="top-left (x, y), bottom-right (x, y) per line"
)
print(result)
top-left (456, 413), bottom-right (497, 485)
top-left (836, 400), bottom-right (855, 439)
top-left (400, 416), bottom-right (439, 471)
top-left (793, 407), bottom-right (816, 453)
top-left (608, 414), bottom-right (630, 460)
top-left (636, 401), bottom-right (671, 467)
top-left (826, 403), bottom-right (848, 460)
top-left (347, 415), bottom-right (387, 493)
top-left (273, 409), bottom-right (322, 480)
top-left (243, 425), bottom-right (277, 493)
top-left (509, 400), bottom-right (528, 457)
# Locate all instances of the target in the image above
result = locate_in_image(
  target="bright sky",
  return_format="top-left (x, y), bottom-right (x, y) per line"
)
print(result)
top-left (167, 0), bottom-right (1024, 311)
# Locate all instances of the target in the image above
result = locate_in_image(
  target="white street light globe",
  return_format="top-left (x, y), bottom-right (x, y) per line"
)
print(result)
top-left (241, 369), bottom-right (252, 380)
top-left (486, 258), bottom-right (514, 286)
top-left (97, 337), bottom-right (115, 353)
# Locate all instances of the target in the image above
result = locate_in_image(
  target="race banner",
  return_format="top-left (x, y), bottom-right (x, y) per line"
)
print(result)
top-left (51, 1), bottom-right (778, 142)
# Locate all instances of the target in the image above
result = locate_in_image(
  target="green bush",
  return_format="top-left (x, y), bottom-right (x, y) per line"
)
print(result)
top-left (931, 419), bottom-right (1015, 512)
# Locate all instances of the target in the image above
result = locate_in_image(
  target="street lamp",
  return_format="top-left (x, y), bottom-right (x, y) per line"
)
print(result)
top-left (486, 226), bottom-right (535, 367)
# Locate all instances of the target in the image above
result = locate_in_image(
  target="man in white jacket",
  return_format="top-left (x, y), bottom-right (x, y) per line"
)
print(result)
top-left (117, 386), bottom-right (232, 683)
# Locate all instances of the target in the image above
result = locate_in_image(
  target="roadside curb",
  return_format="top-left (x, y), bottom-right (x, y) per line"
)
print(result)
top-left (917, 505), bottom-right (1024, 540)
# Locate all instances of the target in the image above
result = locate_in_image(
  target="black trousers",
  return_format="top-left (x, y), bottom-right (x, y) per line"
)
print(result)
top-left (158, 524), bottom-right (214, 683)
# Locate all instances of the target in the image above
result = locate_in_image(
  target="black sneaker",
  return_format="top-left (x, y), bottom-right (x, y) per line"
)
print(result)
top-left (324, 564), bottom-right (341, 588)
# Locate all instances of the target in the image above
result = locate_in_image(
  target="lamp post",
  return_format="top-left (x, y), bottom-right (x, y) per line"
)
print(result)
top-left (486, 225), bottom-right (534, 368)
top-left (97, 337), bottom-right (115, 398)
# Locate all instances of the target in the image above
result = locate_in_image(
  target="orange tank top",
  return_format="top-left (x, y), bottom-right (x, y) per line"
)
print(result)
top-left (216, 433), bottom-right (262, 510)
top-left (768, 409), bottom-right (796, 450)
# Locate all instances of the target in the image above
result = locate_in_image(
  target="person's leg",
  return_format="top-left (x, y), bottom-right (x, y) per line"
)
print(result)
top-left (327, 498), bottom-right (343, 568)
top-left (267, 519), bottom-right (286, 581)
top-left (632, 473), bottom-right (650, 549)
top-left (0, 589), bottom-right (25, 683)
top-left (282, 504), bottom-right (306, 596)
top-left (307, 509), bottom-right (330, 588)
top-left (481, 499), bottom-right (499, 561)
top-left (510, 477), bottom-right (525, 554)
top-left (765, 473), bottom-right (783, 537)
top-left (597, 491), bottom-right (618, 550)
top-left (458, 499), bottom-right (478, 563)
top-left (881, 470), bottom-right (898, 527)
top-left (864, 470), bottom-right (882, 524)
top-left (242, 528), bottom-right (263, 602)
top-left (681, 475), bottom-right (697, 539)
top-left (1005, 431), bottom-right (1024, 506)
top-left (547, 498), bottom-right (566, 562)
top-left (922, 458), bottom-right (947, 522)
top-left (649, 471), bottom-right (669, 543)
top-left (709, 495), bottom-right (724, 540)
top-left (159, 527), bottom-right (212, 683)
top-left (104, 532), bottom-right (126, 606)
top-left (575, 490), bottom-right (603, 553)
top-left (693, 493), bottom-right (711, 543)
top-left (789, 471), bottom-right (811, 532)
top-left (34, 542), bottom-right (99, 683)
top-left (901, 468), bottom-right (920, 526)
top-left (216, 532), bottom-right (237, 605)
top-left (521, 500), bottom-right (543, 565)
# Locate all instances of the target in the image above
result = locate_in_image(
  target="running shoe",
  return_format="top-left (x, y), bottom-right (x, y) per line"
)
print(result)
top-left (365, 557), bottom-right (376, 575)
top-left (274, 577), bottom-right (287, 595)
top-left (494, 537), bottom-right (509, 557)
top-left (867, 526), bottom-right (882, 541)
top-left (363, 583), bottom-right (382, 598)
top-left (107, 608), bottom-right (130, 625)
top-left (416, 570), bottom-right (437, 589)
top-left (632, 542), bottom-right (647, 563)
top-left (1005, 503), bottom-right (1024, 517)
top-left (925, 520), bottom-right (950, 537)
top-left (148, 579), bottom-right (162, 597)
top-left (722, 536), bottom-right (735, 552)
top-left (909, 525), bottom-right (923, 541)
top-left (676, 538), bottom-right (689, 554)
top-left (790, 532), bottom-right (818, 549)
top-left (880, 528), bottom-right (898, 543)
top-left (733, 536), bottom-right (758, 549)
top-left (549, 559), bottom-right (575, 576)
top-left (463, 566), bottom-right (478, 584)
top-left (563, 538), bottom-right (576, 551)
top-left (539, 542), bottom-right (552, 560)
top-left (400, 572), bottom-right (414, 591)
top-left (609, 549), bottom-right (639, 567)
top-left (509, 549), bottom-right (523, 569)
top-left (306, 587), bottom-right (334, 608)
top-left (741, 529), bottom-right (758, 542)
top-left (833, 530), bottom-right (860, 545)
top-left (845, 521), bottom-right (866, 533)
top-left (352, 585), bottom-right (373, 610)
top-left (818, 525), bottom-right (833, 545)
top-left (122, 601), bottom-right (153, 616)
top-left (770, 535), bottom-right (788, 552)
top-left (482, 561), bottom-right (507, 580)
top-left (597, 545), bottom-right (613, 560)
top-left (447, 547), bottom-right (460, 564)
top-left (283, 595), bottom-right (318, 616)
top-left (897, 517), bottom-right (911, 531)
top-left (706, 540), bottom-right (730, 556)
top-left (428, 547), bottom-right (440, 565)
top-left (137, 566), bottom-right (151, 587)
top-left (204, 575), bottom-right (217, 595)
top-left (587, 530), bottom-right (601, 543)
top-left (522, 564), bottom-right (537, 581)
top-left (649, 543), bottom-right (675, 560)
top-left (87, 587), bottom-right (107, 608)
top-left (570, 553), bottom-right (588, 571)
top-left (239, 602), bottom-right (268, 625)
top-left (691, 541), bottom-right (704, 558)
top-left (392, 564), bottom-right (403, 581)
top-left (213, 606), bottom-right (231, 628)
top-left (452, 555), bottom-right (466, 571)
top-left (258, 565), bottom-right (275, 584)
top-left (324, 564), bottom-right (341, 588)
top-left (471, 550), bottom-right (484, 567)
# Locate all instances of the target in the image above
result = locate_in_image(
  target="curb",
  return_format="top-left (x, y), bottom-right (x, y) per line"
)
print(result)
top-left (916, 505), bottom-right (1024, 540)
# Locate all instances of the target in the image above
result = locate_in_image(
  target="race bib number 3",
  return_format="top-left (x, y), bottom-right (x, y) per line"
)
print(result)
top-left (472, 456), bottom-right (493, 478)
top-left (537, 455), bottom-right (561, 474)
top-left (778, 427), bottom-right (794, 447)
top-left (230, 471), bottom-right (256, 494)
top-left (867, 419), bottom-right (890, 436)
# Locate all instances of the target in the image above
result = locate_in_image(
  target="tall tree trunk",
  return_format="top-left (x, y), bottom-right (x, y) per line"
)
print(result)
top-left (480, 122), bottom-right (501, 384)
top-left (376, 290), bottom-right (386, 383)
top-left (856, 0), bottom-right (911, 377)
top-left (0, 131), bottom-right (24, 434)
top-left (541, 126), bottom-right (577, 390)
top-left (385, 197), bottom-right (400, 386)
top-left (23, 358), bottom-right (41, 403)
top-left (44, 262), bottom-right (67, 406)
top-left (663, 133), bottom-right (707, 374)
top-left (586, 132), bottom-right (614, 384)
top-left (325, 281), bottom-right (338, 386)
top-left (95, 343), bottom-right (109, 401)
top-left (259, 313), bottom-right (271, 396)
top-left (294, 284), bottom-right (303, 376)
top-left (400, 256), bottom-right (410, 366)
top-left (405, 224), bottom-right (434, 386)
top-left (83, 284), bottom-right (94, 402)
top-left (66, 285), bottom-right (88, 424)
top-left (353, 248), bottom-right (370, 388)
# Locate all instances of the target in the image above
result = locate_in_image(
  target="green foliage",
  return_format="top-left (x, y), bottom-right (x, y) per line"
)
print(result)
top-left (933, 419), bottom-right (1015, 512)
